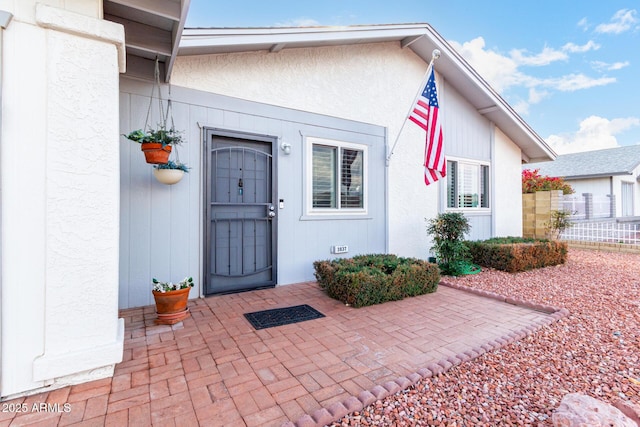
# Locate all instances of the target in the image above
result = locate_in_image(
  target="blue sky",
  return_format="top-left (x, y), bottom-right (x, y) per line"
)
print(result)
top-left (186, 1), bottom-right (640, 154)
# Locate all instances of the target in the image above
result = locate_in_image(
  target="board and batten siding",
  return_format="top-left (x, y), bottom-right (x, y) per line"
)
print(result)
top-left (119, 78), bottom-right (387, 309)
top-left (438, 80), bottom-right (496, 242)
top-left (172, 41), bottom-right (526, 255)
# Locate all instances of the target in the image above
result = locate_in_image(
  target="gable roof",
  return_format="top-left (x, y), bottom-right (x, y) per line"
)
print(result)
top-left (179, 23), bottom-right (556, 163)
top-left (524, 144), bottom-right (640, 179)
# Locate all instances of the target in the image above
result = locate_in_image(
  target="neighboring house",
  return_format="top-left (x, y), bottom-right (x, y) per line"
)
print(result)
top-left (0, 1), bottom-right (554, 398)
top-left (526, 145), bottom-right (640, 219)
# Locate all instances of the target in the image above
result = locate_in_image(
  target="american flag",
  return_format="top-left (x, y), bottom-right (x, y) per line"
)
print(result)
top-left (408, 67), bottom-right (445, 185)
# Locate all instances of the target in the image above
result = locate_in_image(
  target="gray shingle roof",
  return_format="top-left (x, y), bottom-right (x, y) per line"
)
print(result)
top-left (524, 144), bottom-right (640, 179)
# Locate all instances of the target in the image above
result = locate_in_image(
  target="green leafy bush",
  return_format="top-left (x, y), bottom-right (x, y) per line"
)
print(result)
top-left (426, 212), bottom-right (471, 276)
top-left (467, 237), bottom-right (568, 273)
top-left (313, 254), bottom-right (440, 308)
top-left (546, 209), bottom-right (574, 239)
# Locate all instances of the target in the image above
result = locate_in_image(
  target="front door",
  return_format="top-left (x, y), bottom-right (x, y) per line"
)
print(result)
top-left (204, 130), bottom-right (276, 294)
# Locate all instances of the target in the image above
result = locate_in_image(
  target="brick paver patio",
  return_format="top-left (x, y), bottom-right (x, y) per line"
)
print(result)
top-left (1, 281), bottom-right (564, 426)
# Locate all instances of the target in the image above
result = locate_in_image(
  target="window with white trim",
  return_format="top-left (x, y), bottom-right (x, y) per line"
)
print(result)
top-left (447, 159), bottom-right (489, 209)
top-left (307, 137), bottom-right (366, 214)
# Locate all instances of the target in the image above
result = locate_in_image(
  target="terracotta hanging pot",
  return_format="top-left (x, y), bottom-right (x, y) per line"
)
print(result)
top-left (152, 287), bottom-right (190, 325)
top-left (141, 142), bottom-right (172, 164)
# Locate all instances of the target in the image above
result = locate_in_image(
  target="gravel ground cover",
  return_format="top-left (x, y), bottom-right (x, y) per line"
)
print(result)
top-left (331, 249), bottom-right (640, 426)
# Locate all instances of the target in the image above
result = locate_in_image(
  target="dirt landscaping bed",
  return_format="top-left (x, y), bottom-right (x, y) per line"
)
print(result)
top-left (331, 248), bottom-right (640, 426)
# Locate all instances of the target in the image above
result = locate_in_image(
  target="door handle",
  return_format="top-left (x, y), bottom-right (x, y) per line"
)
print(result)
top-left (268, 211), bottom-right (276, 218)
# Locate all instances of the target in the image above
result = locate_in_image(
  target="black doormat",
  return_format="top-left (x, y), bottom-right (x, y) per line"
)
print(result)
top-left (244, 304), bottom-right (325, 330)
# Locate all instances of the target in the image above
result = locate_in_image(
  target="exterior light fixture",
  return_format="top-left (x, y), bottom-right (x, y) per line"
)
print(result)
top-left (280, 142), bottom-right (291, 155)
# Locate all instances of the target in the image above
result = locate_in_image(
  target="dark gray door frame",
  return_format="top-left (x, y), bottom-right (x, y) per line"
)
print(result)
top-left (203, 127), bottom-right (278, 295)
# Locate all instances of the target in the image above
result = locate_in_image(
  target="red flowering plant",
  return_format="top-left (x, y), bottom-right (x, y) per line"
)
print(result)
top-left (522, 169), bottom-right (574, 195)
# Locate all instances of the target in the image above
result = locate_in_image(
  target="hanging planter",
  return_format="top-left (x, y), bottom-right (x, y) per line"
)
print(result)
top-left (142, 142), bottom-right (172, 164)
top-left (153, 160), bottom-right (190, 185)
top-left (124, 128), bottom-right (183, 165)
top-left (122, 58), bottom-right (186, 165)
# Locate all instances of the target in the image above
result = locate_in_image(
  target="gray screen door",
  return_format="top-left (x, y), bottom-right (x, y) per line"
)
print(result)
top-left (204, 130), bottom-right (276, 294)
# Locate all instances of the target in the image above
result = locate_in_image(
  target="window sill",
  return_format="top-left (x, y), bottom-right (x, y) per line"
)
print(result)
top-left (445, 208), bottom-right (491, 215)
top-left (300, 213), bottom-right (372, 221)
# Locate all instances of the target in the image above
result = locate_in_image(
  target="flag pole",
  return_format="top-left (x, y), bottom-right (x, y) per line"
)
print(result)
top-left (386, 49), bottom-right (441, 164)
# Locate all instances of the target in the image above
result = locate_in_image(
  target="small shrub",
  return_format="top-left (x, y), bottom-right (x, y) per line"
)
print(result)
top-left (313, 254), bottom-right (440, 308)
top-left (467, 238), bottom-right (568, 273)
top-left (546, 209), bottom-right (574, 239)
top-left (426, 212), bottom-right (471, 276)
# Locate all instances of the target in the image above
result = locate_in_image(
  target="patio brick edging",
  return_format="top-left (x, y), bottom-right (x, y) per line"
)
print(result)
top-left (281, 280), bottom-right (570, 427)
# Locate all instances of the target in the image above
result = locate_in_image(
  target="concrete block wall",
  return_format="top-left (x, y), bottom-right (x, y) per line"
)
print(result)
top-left (522, 190), bottom-right (562, 239)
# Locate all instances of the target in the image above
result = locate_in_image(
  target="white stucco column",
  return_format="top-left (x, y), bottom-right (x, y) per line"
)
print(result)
top-left (0, 3), bottom-right (126, 397)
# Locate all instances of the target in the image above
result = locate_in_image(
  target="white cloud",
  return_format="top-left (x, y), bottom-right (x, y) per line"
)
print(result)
top-left (577, 17), bottom-right (590, 31)
top-left (541, 73), bottom-right (616, 91)
top-left (450, 37), bottom-right (530, 92)
top-left (528, 87), bottom-right (549, 104)
top-left (595, 9), bottom-right (638, 34)
top-left (562, 40), bottom-right (600, 53)
top-left (510, 46), bottom-right (568, 66)
top-left (591, 60), bottom-right (630, 71)
top-left (453, 38), bottom-right (615, 95)
top-left (546, 115), bottom-right (640, 154)
top-left (450, 36), bottom-right (617, 115)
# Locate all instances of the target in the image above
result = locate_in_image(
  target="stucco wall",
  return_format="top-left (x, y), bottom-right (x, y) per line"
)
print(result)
top-left (1, 2), bottom-right (124, 398)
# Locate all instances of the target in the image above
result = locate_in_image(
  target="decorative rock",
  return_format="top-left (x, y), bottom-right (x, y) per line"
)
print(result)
top-left (613, 399), bottom-right (640, 426)
top-left (552, 393), bottom-right (636, 427)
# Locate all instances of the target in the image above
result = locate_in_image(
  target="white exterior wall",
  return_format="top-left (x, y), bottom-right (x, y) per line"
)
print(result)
top-left (174, 43), bottom-right (457, 259)
top-left (0, 2), bottom-right (125, 398)
top-left (614, 165), bottom-right (640, 218)
top-left (566, 178), bottom-right (615, 217)
top-left (493, 128), bottom-right (523, 236)
top-left (568, 178), bottom-right (612, 197)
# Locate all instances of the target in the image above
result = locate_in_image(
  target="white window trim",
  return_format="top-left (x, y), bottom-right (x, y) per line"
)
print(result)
top-left (304, 136), bottom-right (368, 217)
top-left (446, 156), bottom-right (491, 213)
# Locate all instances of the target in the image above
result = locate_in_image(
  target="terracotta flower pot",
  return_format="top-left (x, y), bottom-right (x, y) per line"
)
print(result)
top-left (141, 142), bottom-right (172, 164)
top-left (152, 287), bottom-right (190, 325)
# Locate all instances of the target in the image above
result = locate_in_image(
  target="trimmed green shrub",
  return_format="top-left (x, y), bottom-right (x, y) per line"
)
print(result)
top-left (467, 237), bottom-right (568, 273)
top-left (313, 254), bottom-right (440, 308)
top-left (426, 212), bottom-right (472, 276)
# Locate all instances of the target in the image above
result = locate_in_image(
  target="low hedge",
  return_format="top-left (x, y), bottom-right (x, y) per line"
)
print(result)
top-left (313, 254), bottom-right (440, 308)
top-left (467, 237), bottom-right (568, 273)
